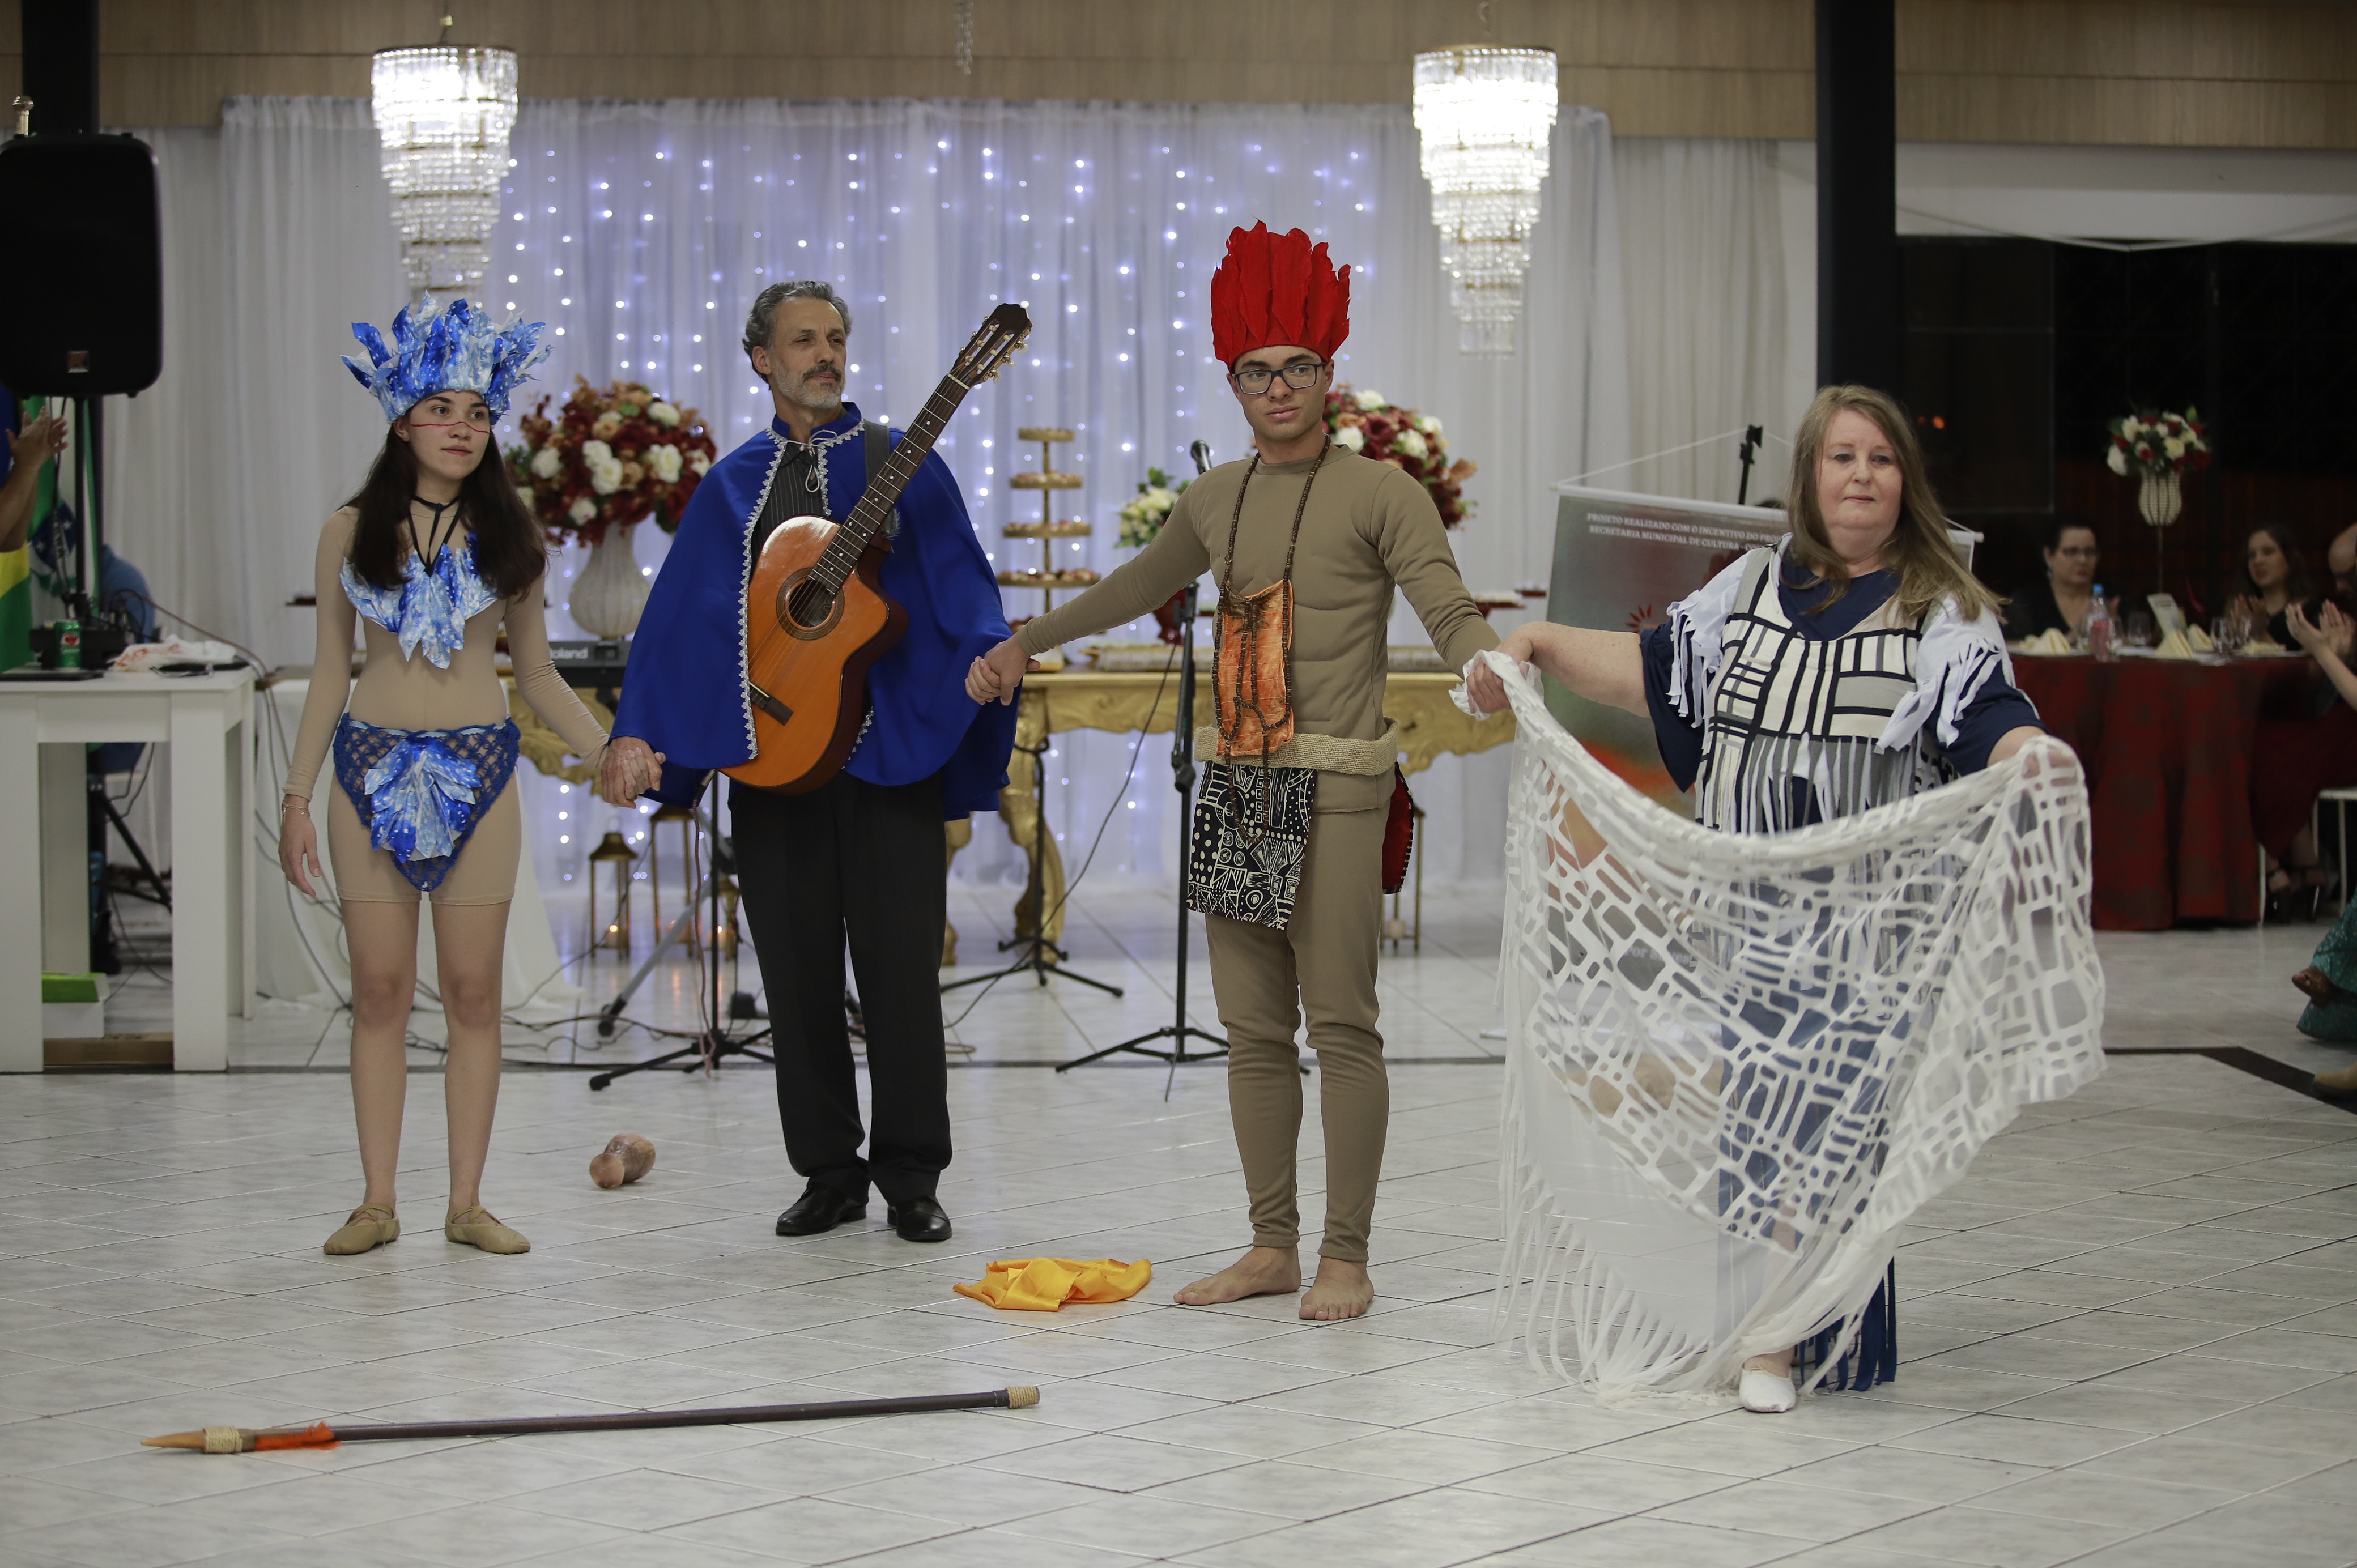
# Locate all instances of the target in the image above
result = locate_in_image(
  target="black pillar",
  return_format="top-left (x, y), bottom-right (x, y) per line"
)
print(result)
top-left (22, 0), bottom-right (99, 135)
top-left (1816, 0), bottom-right (1899, 394)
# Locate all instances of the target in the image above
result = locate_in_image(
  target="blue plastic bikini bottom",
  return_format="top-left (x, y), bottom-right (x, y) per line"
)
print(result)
top-left (331, 714), bottom-right (521, 893)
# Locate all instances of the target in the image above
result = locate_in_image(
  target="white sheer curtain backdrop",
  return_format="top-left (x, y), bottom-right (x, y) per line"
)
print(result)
top-left (1610, 138), bottom-right (1800, 506)
top-left (106, 96), bottom-right (1635, 893)
top-left (107, 100), bottom-right (405, 671)
top-left (493, 98), bottom-right (1628, 889)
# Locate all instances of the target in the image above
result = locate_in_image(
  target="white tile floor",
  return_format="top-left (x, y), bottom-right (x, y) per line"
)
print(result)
top-left (9, 885), bottom-right (2357, 1567)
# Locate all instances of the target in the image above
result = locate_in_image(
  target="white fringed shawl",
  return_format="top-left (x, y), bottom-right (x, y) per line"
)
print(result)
top-left (1476, 652), bottom-right (2104, 1398)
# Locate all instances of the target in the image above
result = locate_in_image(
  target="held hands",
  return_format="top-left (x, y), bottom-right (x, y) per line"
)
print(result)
top-left (967, 636), bottom-right (1041, 706)
top-left (596, 736), bottom-right (667, 806)
top-left (1464, 627), bottom-right (1539, 717)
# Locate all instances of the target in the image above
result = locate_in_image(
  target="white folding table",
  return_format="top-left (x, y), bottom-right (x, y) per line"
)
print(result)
top-left (0, 668), bottom-right (256, 1071)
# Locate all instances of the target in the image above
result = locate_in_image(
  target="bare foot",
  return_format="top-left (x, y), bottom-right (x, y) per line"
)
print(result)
top-left (2295, 966), bottom-right (2340, 1005)
top-left (1300, 1258), bottom-right (1374, 1321)
top-left (1174, 1246), bottom-right (1302, 1306)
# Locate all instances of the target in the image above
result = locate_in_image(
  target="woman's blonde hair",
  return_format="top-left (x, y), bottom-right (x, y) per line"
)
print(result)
top-left (1783, 384), bottom-right (1998, 625)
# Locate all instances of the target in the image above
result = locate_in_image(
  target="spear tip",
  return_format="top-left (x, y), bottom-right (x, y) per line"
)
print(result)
top-left (142, 1430), bottom-right (205, 1449)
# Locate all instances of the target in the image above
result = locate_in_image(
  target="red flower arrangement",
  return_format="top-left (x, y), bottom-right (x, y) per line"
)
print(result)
top-left (1324, 385), bottom-right (1477, 528)
top-left (507, 376), bottom-right (720, 546)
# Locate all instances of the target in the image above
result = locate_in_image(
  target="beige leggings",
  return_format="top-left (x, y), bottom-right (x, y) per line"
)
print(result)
top-left (1204, 804), bottom-right (1388, 1264)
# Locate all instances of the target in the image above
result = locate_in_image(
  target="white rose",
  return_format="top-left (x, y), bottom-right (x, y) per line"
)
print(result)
top-left (1393, 428), bottom-right (1429, 459)
top-left (589, 455), bottom-right (624, 495)
top-left (1415, 414), bottom-right (1443, 437)
top-left (568, 496), bottom-right (596, 523)
top-left (688, 450), bottom-right (711, 475)
top-left (1333, 425), bottom-right (1367, 453)
top-left (530, 445), bottom-right (561, 479)
top-left (648, 401), bottom-right (682, 427)
top-left (2107, 444), bottom-right (2129, 476)
top-left (580, 439), bottom-right (613, 466)
top-left (2163, 437), bottom-right (2185, 461)
top-left (1144, 487), bottom-right (1174, 512)
top-left (648, 444), bottom-right (683, 482)
top-left (1354, 389), bottom-right (1386, 412)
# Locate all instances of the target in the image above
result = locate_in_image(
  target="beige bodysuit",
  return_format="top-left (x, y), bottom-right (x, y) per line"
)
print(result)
top-left (284, 509), bottom-right (611, 905)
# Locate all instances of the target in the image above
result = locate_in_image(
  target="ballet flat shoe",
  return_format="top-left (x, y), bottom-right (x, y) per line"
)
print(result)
top-left (2315, 1063), bottom-right (2357, 1097)
top-left (444, 1206), bottom-right (531, 1254)
top-left (323, 1204), bottom-right (399, 1255)
top-left (1739, 1366), bottom-right (1797, 1413)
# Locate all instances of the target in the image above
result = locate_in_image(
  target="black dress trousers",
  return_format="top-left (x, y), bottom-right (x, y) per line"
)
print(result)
top-left (731, 768), bottom-right (951, 1207)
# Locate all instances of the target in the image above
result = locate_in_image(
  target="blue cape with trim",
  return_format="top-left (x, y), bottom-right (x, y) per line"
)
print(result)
top-left (614, 404), bottom-right (1015, 816)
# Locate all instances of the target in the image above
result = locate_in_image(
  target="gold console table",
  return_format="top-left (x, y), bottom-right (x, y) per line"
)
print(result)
top-left (971, 666), bottom-right (1514, 952)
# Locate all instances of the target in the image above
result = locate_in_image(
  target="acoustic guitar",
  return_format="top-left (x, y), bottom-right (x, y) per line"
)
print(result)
top-left (723, 302), bottom-right (1031, 794)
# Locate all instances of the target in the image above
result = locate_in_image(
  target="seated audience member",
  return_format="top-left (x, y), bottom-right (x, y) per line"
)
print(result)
top-left (2237, 523), bottom-right (2314, 648)
top-left (2329, 521), bottom-right (2357, 602)
top-left (2289, 870), bottom-right (2357, 1093)
top-left (2004, 518), bottom-right (2099, 641)
top-left (2254, 598), bottom-right (2357, 919)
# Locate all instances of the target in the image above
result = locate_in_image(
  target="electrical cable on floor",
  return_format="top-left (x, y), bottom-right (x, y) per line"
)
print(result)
top-left (941, 658), bottom-right (1173, 1034)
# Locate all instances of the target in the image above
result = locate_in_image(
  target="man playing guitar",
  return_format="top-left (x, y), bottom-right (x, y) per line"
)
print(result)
top-left (609, 281), bottom-right (1016, 1244)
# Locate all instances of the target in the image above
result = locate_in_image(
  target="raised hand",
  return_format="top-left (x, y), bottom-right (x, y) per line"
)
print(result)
top-left (6, 412), bottom-right (65, 472)
top-left (2287, 601), bottom-right (2330, 656)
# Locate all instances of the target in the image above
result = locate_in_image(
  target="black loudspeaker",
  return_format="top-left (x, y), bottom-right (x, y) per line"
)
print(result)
top-left (0, 134), bottom-right (163, 397)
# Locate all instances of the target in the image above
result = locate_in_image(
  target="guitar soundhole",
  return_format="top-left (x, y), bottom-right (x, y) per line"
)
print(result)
top-left (780, 571), bottom-right (843, 639)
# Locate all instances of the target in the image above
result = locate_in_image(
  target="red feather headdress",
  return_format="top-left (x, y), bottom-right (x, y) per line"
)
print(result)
top-left (1210, 223), bottom-right (1351, 367)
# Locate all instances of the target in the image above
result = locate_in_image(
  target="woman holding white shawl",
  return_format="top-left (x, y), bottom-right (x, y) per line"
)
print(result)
top-left (1466, 385), bottom-right (2102, 1411)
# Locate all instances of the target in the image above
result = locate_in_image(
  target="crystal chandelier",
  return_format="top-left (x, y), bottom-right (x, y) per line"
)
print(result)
top-left (370, 41), bottom-right (518, 299)
top-left (1413, 46), bottom-right (1559, 355)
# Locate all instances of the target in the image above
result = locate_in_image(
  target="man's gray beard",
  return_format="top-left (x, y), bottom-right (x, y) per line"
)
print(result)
top-left (776, 372), bottom-right (844, 419)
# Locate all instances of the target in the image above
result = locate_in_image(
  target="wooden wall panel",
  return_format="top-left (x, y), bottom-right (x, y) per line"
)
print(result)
top-left (1, 0), bottom-right (2349, 147)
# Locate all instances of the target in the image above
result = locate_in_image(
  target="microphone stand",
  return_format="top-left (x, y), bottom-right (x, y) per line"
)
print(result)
top-left (589, 773), bottom-right (776, 1090)
top-left (1059, 440), bottom-right (1227, 1092)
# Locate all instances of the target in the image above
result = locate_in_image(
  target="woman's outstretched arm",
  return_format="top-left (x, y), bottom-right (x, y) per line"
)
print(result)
top-left (1464, 623), bottom-right (1647, 717)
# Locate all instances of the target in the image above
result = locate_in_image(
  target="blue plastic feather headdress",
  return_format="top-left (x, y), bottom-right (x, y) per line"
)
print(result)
top-left (343, 297), bottom-right (551, 423)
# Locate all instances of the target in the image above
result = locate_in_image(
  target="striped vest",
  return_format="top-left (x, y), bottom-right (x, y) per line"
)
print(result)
top-left (1696, 550), bottom-right (1946, 833)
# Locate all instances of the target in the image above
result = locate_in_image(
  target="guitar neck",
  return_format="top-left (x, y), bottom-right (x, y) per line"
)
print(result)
top-left (813, 374), bottom-right (969, 585)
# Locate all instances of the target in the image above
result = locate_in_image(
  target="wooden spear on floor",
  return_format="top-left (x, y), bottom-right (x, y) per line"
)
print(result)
top-left (144, 1387), bottom-right (1041, 1454)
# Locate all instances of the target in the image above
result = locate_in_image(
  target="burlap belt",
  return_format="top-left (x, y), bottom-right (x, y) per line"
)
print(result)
top-left (1195, 718), bottom-right (1400, 776)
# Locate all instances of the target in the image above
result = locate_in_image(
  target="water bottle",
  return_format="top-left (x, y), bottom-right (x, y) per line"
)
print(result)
top-left (2088, 585), bottom-right (2116, 663)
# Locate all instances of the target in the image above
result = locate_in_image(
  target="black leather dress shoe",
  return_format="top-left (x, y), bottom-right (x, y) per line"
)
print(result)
top-left (775, 1182), bottom-right (866, 1237)
top-left (887, 1198), bottom-right (953, 1243)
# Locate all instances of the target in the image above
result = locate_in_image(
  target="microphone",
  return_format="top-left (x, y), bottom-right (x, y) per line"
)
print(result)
top-left (1189, 440), bottom-right (1214, 476)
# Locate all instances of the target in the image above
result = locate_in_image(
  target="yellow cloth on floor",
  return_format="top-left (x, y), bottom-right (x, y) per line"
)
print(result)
top-left (954, 1257), bottom-right (1152, 1311)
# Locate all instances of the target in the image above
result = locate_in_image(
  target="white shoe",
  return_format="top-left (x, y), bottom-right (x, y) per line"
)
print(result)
top-left (1739, 1366), bottom-right (1796, 1413)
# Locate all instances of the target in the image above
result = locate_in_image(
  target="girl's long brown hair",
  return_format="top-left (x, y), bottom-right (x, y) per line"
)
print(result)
top-left (344, 411), bottom-right (546, 599)
top-left (1782, 384), bottom-right (1999, 625)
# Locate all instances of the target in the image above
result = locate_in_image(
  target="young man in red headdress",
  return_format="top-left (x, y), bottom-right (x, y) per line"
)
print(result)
top-left (968, 224), bottom-right (1497, 1320)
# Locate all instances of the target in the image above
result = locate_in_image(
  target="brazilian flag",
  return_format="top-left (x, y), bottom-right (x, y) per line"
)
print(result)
top-left (0, 394), bottom-right (41, 671)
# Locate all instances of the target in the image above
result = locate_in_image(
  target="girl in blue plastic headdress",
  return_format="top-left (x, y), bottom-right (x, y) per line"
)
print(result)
top-left (281, 297), bottom-right (666, 1258)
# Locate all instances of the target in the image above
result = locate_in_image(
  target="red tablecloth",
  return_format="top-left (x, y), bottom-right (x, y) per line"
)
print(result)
top-left (2013, 655), bottom-right (2311, 930)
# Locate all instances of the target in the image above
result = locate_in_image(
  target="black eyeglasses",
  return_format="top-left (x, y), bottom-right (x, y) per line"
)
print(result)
top-left (1228, 362), bottom-right (1328, 395)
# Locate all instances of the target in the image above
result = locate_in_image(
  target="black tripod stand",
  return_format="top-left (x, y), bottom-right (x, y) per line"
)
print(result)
top-left (941, 735), bottom-right (1124, 997)
top-left (1060, 442), bottom-right (1227, 1085)
top-left (589, 773), bottom-right (775, 1090)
